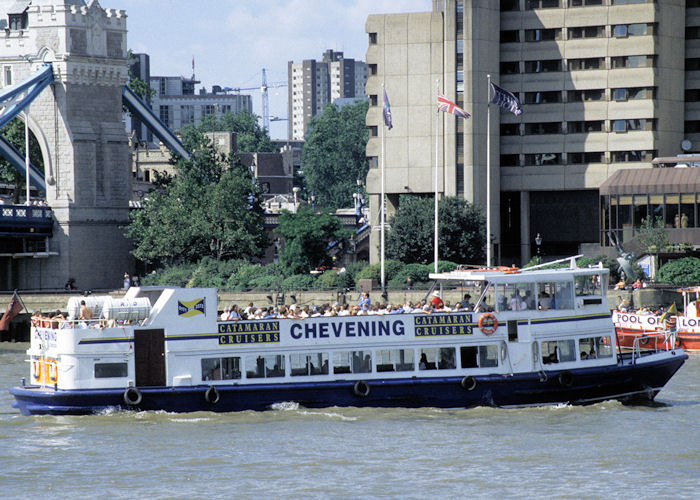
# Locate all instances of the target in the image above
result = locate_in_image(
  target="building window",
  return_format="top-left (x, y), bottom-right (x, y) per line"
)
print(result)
top-left (369, 64), bottom-right (377, 76)
top-left (500, 0), bottom-right (520, 10)
top-left (567, 58), bottom-right (604, 71)
top-left (368, 156), bottom-right (378, 169)
top-left (524, 153), bottom-right (562, 166)
top-left (524, 122), bottom-right (561, 135)
top-left (369, 94), bottom-right (378, 106)
top-left (368, 125), bottom-right (378, 137)
top-left (568, 26), bottom-right (605, 39)
top-left (523, 91), bottom-right (561, 104)
top-left (685, 89), bottom-right (700, 101)
top-left (611, 150), bottom-right (656, 162)
top-left (500, 61), bottom-right (520, 74)
top-left (3, 66), bottom-right (11, 87)
top-left (501, 123), bottom-right (519, 136)
top-left (526, 0), bottom-right (560, 9)
top-left (8, 13), bottom-right (28, 30)
top-left (525, 28), bottom-right (561, 42)
top-left (567, 120), bottom-right (604, 133)
top-left (611, 55), bottom-right (655, 69)
top-left (202, 104), bottom-right (216, 116)
top-left (685, 120), bottom-right (700, 133)
top-left (524, 60), bottom-right (561, 73)
top-left (500, 154), bottom-right (520, 167)
top-left (159, 105), bottom-right (170, 126)
top-left (500, 30), bottom-right (520, 43)
top-left (567, 89), bottom-right (604, 102)
top-left (687, 58), bottom-right (700, 71)
top-left (159, 78), bottom-right (166, 96)
top-left (368, 32), bottom-right (377, 44)
top-left (569, 0), bottom-right (603, 6)
top-left (180, 105), bottom-right (194, 125)
top-left (612, 119), bottom-right (655, 132)
top-left (568, 152), bottom-right (605, 164)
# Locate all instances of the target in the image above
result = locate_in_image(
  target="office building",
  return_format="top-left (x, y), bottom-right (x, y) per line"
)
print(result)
top-left (365, 0), bottom-right (700, 266)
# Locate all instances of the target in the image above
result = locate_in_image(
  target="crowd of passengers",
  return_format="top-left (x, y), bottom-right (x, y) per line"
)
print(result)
top-left (219, 291), bottom-right (479, 321)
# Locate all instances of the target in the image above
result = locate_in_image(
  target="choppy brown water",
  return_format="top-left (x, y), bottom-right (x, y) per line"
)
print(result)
top-left (1, 342), bottom-right (699, 499)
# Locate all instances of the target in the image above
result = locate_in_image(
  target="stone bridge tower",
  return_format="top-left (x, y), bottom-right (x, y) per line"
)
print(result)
top-left (1, 0), bottom-right (132, 290)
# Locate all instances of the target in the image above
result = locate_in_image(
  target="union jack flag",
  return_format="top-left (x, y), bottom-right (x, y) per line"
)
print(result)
top-left (437, 93), bottom-right (470, 119)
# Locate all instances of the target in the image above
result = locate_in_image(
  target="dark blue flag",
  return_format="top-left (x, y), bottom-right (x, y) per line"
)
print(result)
top-left (490, 82), bottom-right (523, 116)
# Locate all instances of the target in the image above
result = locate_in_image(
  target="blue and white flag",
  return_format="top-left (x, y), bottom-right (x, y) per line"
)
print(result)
top-left (490, 82), bottom-right (523, 116)
top-left (383, 89), bottom-right (393, 129)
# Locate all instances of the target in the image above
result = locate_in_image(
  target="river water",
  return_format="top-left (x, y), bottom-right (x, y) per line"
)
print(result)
top-left (1, 342), bottom-right (699, 499)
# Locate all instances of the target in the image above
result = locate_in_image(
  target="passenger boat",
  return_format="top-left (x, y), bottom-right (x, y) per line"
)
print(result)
top-left (612, 287), bottom-right (700, 352)
top-left (10, 257), bottom-right (688, 415)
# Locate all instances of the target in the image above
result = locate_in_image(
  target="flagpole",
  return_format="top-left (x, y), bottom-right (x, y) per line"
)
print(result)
top-left (434, 79), bottom-right (440, 274)
top-left (486, 74), bottom-right (491, 267)
top-left (380, 84), bottom-right (386, 292)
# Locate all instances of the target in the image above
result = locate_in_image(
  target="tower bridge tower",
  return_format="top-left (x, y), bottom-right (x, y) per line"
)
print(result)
top-left (0, 0), bottom-right (132, 290)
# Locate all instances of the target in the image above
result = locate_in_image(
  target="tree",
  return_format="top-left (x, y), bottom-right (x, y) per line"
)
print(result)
top-left (217, 111), bottom-right (276, 153)
top-left (125, 129), bottom-right (267, 265)
top-left (0, 118), bottom-right (44, 203)
top-left (301, 100), bottom-right (369, 208)
top-left (386, 195), bottom-right (486, 265)
top-left (657, 257), bottom-right (700, 285)
top-left (274, 205), bottom-right (350, 275)
top-left (637, 216), bottom-right (669, 252)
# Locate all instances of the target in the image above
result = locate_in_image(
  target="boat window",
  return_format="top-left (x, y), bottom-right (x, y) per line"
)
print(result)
top-left (579, 336), bottom-right (613, 359)
top-left (418, 348), bottom-right (456, 370)
top-left (494, 282), bottom-right (536, 312)
top-left (375, 349), bottom-right (414, 372)
top-left (541, 339), bottom-right (576, 364)
top-left (333, 350), bottom-right (372, 374)
top-left (460, 345), bottom-right (499, 368)
top-left (94, 362), bottom-right (128, 378)
top-left (245, 355), bottom-right (285, 378)
top-left (202, 356), bottom-right (242, 381)
top-left (289, 352), bottom-right (329, 376)
top-left (575, 274), bottom-right (602, 296)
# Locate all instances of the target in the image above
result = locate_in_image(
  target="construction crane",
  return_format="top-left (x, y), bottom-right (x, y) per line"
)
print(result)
top-left (223, 68), bottom-right (286, 132)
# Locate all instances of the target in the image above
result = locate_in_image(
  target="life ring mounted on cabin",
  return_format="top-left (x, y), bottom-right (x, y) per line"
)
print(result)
top-left (32, 360), bottom-right (41, 381)
top-left (478, 313), bottom-right (498, 335)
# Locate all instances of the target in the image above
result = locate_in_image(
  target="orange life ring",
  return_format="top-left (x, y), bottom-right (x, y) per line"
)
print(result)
top-left (32, 360), bottom-right (41, 380)
top-left (478, 313), bottom-right (498, 335)
top-left (48, 360), bottom-right (58, 382)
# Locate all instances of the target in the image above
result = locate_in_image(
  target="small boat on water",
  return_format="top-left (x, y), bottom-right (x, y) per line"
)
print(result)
top-left (612, 287), bottom-right (700, 352)
top-left (10, 257), bottom-right (688, 415)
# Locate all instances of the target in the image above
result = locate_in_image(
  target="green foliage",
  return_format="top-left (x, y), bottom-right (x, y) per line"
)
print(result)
top-left (316, 269), bottom-right (354, 290)
top-left (387, 263), bottom-right (431, 289)
top-left (274, 206), bottom-right (350, 275)
top-left (141, 263), bottom-right (197, 287)
top-left (301, 101), bottom-right (369, 208)
top-left (124, 132), bottom-right (267, 266)
top-left (281, 274), bottom-right (316, 291)
top-left (225, 264), bottom-right (283, 292)
top-left (355, 259), bottom-right (403, 282)
top-left (193, 110), bottom-right (275, 153)
top-left (386, 196), bottom-right (485, 265)
top-left (657, 257), bottom-right (700, 285)
top-left (0, 118), bottom-right (44, 203)
top-left (637, 216), bottom-right (669, 252)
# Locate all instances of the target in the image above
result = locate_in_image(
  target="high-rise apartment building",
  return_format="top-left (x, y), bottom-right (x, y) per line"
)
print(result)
top-left (288, 49), bottom-right (369, 141)
top-left (366, 0), bottom-right (697, 266)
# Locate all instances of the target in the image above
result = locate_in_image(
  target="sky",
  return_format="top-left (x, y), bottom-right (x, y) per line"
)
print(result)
top-left (113, 0), bottom-right (430, 140)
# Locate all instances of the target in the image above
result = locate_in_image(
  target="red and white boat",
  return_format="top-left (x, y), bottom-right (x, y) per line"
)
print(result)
top-left (612, 287), bottom-right (700, 352)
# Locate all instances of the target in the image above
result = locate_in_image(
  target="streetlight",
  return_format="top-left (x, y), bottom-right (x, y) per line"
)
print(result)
top-left (292, 186), bottom-right (300, 212)
top-left (535, 233), bottom-right (542, 264)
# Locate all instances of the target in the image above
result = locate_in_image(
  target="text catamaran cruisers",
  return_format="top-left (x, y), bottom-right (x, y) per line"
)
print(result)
top-left (10, 258), bottom-right (687, 415)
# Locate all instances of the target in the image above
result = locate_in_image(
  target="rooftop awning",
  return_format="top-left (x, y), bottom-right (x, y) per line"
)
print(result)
top-left (599, 167), bottom-right (700, 196)
top-left (652, 155), bottom-right (700, 165)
